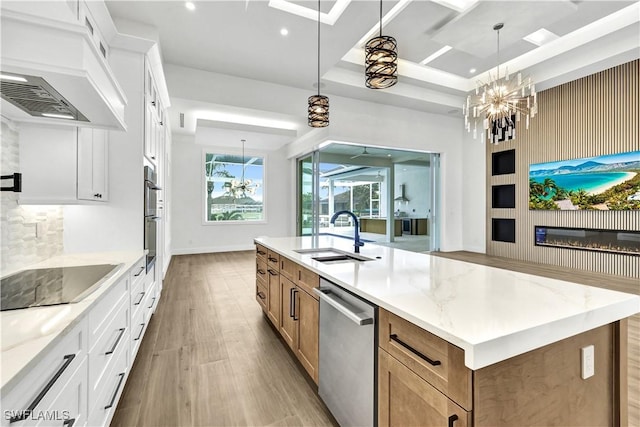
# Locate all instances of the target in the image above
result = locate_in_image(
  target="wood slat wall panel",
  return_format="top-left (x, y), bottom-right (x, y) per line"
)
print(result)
top-left (486, 60), bottom-right (640, 278)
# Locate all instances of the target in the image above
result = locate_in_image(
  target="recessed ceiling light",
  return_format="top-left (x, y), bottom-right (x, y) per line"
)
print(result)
top-left (419, 46), bottom-right (452, 65)
top-left (185, 1), bottom-right (195, 11)
top-left (0, 74), bottom-right (27, 82)
top-left (280, 28), bottom-right (289, 36)
top-left (523, 28), bottom-right (559, 47)
top-left (387, 154), bottom-right (392, 157)
top-left (469, 68), bottom-right (476, 74)
top-left (42, 113), bottom-right (74, 119)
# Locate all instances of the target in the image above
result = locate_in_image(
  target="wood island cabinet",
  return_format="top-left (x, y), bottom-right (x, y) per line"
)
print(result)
top-left (378, 307), bottom-right (623, 427)
top-left (255, 245), bottom-right (319, 384)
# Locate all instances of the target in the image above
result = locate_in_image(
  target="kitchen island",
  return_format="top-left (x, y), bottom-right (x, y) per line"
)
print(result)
top-left (255, 235), bottom-right (640, 426)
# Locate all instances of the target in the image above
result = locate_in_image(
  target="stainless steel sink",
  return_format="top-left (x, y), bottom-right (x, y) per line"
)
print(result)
top-left (293, 248), bottom-right (337, 254)
top-left (295, 247), bottom-right (373, 263)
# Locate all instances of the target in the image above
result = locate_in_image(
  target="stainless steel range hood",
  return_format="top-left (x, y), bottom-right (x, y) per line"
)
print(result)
top-left (394, 184), bottom-right (410, 203)
top-left (0, 73), bottom-right (89, 122)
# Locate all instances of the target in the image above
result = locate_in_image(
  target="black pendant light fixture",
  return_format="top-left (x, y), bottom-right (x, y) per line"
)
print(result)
top-left (365, 0), bottom-right (398, 89)
top-left (308, 0), bottom-right (329, 127)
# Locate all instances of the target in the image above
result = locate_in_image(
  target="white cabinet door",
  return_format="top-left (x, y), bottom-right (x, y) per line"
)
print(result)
top-left (77, 128), bottom-right (108, 202)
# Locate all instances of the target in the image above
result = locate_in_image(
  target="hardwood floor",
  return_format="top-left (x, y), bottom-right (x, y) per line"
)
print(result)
top-left (111, 252), bottom-right (336, 427)
top-left (433, 250), bottom-right (640, 427)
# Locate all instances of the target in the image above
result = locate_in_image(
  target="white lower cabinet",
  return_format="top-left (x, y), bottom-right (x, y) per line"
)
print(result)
top-left (0, 320), bottom-right (88, 427)
top-left (2, 256), bottom-right (161, 427)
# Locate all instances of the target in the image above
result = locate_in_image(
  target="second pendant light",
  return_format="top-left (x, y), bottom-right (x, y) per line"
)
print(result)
top-left (365, 0), bottom-right (398, 89)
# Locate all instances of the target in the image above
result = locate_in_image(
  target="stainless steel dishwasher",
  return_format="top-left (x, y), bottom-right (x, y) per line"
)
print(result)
top-left (314, 278), bottom-right (376, 427)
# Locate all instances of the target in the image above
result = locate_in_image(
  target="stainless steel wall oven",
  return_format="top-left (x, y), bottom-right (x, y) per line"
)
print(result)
top-left (144, 166), bottom-right (161, 271)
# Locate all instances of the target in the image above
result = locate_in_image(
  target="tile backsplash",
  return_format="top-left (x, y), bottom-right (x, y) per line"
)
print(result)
top-left (1, 121), bottom-right (63, 274)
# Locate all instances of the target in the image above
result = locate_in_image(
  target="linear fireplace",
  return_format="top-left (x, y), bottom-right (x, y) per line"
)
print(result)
top-left (534, 226), bottom-right (640, 256)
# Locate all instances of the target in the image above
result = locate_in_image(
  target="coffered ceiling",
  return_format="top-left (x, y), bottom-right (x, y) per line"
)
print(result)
top-left (106, 0), bottom-right (639, 142)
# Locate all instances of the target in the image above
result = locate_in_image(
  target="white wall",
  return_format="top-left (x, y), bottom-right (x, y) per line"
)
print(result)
top-left (461, 132), bottom-right (486, 253)
top-left (393, 164), bottom-right (430, 218)
top-left (171, 134), bottom-right (291, 254)
top-left (165, 64), bottom-right (485, 253)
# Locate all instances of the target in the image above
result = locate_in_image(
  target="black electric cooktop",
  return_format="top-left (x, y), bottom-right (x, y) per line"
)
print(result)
top-left (1, 264), bottom-right (120, 311)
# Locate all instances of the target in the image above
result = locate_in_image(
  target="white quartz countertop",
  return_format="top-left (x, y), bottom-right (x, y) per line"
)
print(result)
top-left (255, 236), bottom-right (640, 370)
top-left (1, 251), bottom-right (145, 392)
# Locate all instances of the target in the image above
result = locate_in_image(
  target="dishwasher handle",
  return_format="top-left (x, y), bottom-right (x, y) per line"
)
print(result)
top-left (313, 287), bottom-right (374, 326)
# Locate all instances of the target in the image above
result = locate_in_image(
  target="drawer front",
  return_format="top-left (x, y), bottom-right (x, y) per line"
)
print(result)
top-left (266, 250), bottom-right (280, 271)
top-left (256, 260), bottom-right (268, 284)
top-left (280, 257), bottom-right (296, 282)
top-left (88, 341), bottom-right (129, 427)
top-left (130, 304), bottom-right (147, 360)
top-left (144, 282), bottom-right (158, 317)
top-left (144, 264), bottom-right (156, 290)
top-left (130, 275), bottom-right (146, 321)
top-left (297, 266), bottom-right (319, 299)
top-left (88, 301), bottom-right (129, 410)
top-left (255, 244), bottom-right (267, 263)
top-left (256, 280), bottom-right (267, 312)
top-left (36, 356), bottom-right (88, 427)
top-left (378, 349), bottom-right (471, 427)
top-left (88, 275), bottom-right (128, 351)
top-left (129, 257), bottom-right (146, 289)
top-left (1, 321), bottom-right (87, 427)
top-left (379, 309), bottom-right (472, 410)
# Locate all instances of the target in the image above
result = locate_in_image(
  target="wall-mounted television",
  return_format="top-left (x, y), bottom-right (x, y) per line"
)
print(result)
top-left (529, 150), bottom-right (640, 210)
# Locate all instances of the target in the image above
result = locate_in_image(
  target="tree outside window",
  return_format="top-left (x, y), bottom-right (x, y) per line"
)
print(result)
top-left (204, 153), bottom-right (264, 222)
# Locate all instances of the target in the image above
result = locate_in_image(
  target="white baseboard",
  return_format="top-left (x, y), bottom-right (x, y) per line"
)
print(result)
top-left (171, 244), bottom-right (255, 255)
top-left (462, 245), bottom-right (486, 254)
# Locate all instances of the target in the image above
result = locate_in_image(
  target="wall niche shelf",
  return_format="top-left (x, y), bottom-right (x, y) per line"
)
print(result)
top-left (535, 226), bottom-right (640, 256)
top-left (491, 149), bottom-right (515, 175)
top-left (492, 219), bottom-right (516, 243)
top-left (492, 184), bottom-right (515, 209)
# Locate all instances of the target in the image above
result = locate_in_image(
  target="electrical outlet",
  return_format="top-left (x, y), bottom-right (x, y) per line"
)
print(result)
top-left (581, 345), bottom-right (595, 379)
top-left (35, 222), bottom-right (45, 239)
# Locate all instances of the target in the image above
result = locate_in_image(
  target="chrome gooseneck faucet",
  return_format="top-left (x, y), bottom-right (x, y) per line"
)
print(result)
top-left (330, 210), bottom-right (364, 253)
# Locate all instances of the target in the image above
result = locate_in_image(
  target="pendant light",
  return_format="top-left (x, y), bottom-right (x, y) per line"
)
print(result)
top-left (308, 0), bottom-right (329, 127)
top-left (229, 139), bottom-right (258, 198)
top-left (365, 0), bottom-right (398, 89)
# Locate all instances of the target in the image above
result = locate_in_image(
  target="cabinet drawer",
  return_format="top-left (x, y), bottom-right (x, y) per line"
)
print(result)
top-left (256, 260), bottom-right (268, 283)
top-left (88, 340), bottom-right (129, 427)
top-left (256, 244), bottom-right (267, 263)
top-left (130, 305), bottom-right (147, 360)
top-left (379, 349), bottom-right (471, 427)
top-left (267, 250), bottom-right (280, 271)
top-left (130, 275), bottom-right (146, 321)
top-left (297, 266), bottom-right (319, 299)
top-left (1, 320), bottom-right (87, 427)
top-left (36, 356), bottom-right (87, 427)
top-left (88, 274), bottom-right (128, 351)
top-left (144, 282), bottom-right (158, 317)
top-left (130, 257), bottom-right (146, 289)
top-left (89, 300), bottom-right (129, 411)
top-left (256, 280), bottom-right (267, 312)
top-left (280, 257), bottom-right (296, 282)
top-left (379, 309), bottom-right (472, 410)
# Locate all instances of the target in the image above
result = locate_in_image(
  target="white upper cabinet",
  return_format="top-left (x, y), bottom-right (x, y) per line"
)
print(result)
top-left (77, 128), bottom-right (109, 202)
top-left (19, 125), bottom-right (109, 204)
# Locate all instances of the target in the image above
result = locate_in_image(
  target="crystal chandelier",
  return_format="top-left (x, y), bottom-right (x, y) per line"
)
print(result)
top-left (308, 0), bottom-right (329, 127)
top-left (365, 0), bottom-right (398, 89)
top-left (229, 139), bottom-right (258, 198)
top-left (463, 23), bottom-right (538, 144)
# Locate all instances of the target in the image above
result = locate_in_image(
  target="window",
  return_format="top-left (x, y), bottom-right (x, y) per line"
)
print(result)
top-left (204, 152), bottom-right (265, 222)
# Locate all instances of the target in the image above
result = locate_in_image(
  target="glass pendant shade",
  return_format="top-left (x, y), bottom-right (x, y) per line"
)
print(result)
top-left (308, 94), bottom-right (329, 127)
top-left (365, 35), bottom-right (398, 89)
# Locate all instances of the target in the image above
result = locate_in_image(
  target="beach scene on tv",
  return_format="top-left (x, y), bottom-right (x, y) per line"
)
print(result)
top-left (529, 150), bottom-right (640, 210)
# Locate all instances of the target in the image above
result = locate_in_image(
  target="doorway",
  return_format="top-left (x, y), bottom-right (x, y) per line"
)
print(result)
top-left (296, 144), bottom-right (440, 253)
